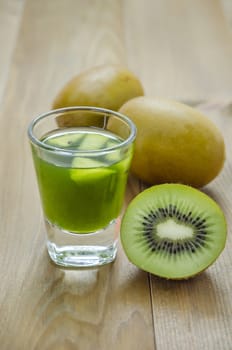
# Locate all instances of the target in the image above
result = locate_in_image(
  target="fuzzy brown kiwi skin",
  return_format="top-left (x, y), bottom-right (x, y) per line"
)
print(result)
top-left (55, 111), bottom-right (105, 128)
top-left (54, 65), bottom-right (144, 128)
top-left (119, 97), bottom-right (225, 188)
top-left (53, 64), bottom-right (144, 111)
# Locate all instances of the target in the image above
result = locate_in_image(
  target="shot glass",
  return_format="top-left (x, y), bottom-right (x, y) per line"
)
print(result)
top-left (28, 106), bottom-right (136, 267)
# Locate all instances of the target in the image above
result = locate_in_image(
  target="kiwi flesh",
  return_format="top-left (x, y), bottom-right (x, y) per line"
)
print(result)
top-left (121, 184), bottom-right (227, 279)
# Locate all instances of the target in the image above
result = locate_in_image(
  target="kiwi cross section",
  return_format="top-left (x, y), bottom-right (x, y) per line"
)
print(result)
top-left (142, 204), bottom-right (207, 255)
top-left (121, 184), bottom-right (227, 280)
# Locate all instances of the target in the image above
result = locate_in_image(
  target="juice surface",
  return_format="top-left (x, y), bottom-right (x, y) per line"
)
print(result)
top-left (33, 128), bottom-right (131, 233)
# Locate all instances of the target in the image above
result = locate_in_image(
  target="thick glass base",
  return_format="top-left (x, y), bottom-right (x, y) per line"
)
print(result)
top-left (45, 219), bottom-right (119, 267)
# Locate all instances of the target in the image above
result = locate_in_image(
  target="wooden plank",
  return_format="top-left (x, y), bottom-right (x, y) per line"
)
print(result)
top-left (123, 0), bottom-right (232, 102)
top-left (0, 0), bottom-right (25, 101)
top-left (0, 0), bottom-right (154, 349)
top-left (221, 0), bottom-right (232, 28)
top-left (149, 102), bottom-right (232, 350)
top-left (123, 1), bottom-right (232, 348)
top-left (1, 0), bottom-right (232, 349)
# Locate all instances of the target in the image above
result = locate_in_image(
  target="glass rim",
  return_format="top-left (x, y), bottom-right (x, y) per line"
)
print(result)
top-left (27, 106), bottom-right (136, 155)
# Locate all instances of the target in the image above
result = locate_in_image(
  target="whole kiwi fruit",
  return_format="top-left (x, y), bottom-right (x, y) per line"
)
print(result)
top-left (119, 97), bottom-right (225, 187)
top-left (121, 184), bottom-right (227, 279)
top-left (53, 64), bottom-right (144, 111)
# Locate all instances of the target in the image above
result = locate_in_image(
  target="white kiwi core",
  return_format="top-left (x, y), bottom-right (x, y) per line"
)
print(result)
top-left (156, 219), bottom-right (194, 240)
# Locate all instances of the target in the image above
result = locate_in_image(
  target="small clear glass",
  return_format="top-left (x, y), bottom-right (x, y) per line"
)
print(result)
top-left (28, 107), bottom-right (136, 267)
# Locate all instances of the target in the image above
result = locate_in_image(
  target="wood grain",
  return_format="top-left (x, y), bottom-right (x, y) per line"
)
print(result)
top-left (150, 102), bottom-right (232, 349)
top-left (0, 0), bottom-right (25, 101)
top-left (0, 0), bottom-right (153, 349)
top-left (0, 0), bottom-right (232, 349)
top-left (123, 0), bottom-right (232, 102)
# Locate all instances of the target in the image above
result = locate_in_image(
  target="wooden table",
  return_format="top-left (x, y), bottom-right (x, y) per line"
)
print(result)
top-left (1, 1), bottom-right (232, 349)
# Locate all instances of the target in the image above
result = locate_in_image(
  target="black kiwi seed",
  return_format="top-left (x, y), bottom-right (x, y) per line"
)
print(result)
top-left (172, 205), bottom-right (177, 214)
top-left (158, 208), bottom-right (165, 215)
top-left (191, 216), bottom-right (202, 225)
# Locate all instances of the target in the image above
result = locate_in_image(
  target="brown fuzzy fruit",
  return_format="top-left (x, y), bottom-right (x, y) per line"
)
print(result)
top-left (119, 97), bottom-right (225, 187)
top-left (52, 64), bottom-right (144, 111)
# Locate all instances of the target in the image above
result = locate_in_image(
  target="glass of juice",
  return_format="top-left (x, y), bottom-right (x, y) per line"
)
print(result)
top-left (28, 106), bottom-right (136, 267)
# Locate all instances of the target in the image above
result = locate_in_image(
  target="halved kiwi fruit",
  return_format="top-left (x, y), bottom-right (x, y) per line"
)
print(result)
top-left (121, 184), bottom-right (227, 279)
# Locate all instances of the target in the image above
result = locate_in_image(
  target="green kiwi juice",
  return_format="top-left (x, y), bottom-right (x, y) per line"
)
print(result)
top-left (33, 128), bottom-right (132, 233)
